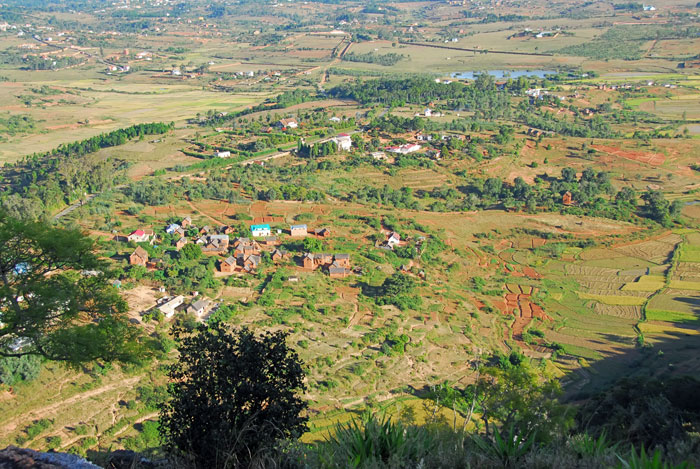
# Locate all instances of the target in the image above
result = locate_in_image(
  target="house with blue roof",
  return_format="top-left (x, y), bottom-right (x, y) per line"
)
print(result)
top-left (250, 224), bottom-right (271, 237)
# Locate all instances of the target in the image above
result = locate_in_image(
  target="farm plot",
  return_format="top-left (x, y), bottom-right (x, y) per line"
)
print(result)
top-left (564, 264), bottom-right (639, 283)
top-left (622, 275), bottom-right (666, 292)
top-left (647, 289), bottom-right (700, 324)
top-left (613, 237), bottom-right (679, 265)
top-left (578, 292), bottom-right (648, 306)
top-left (674, 262), bottom-right (700, 282)
top-left (679, 244), bottom-right (700, 263)
top-left (592, 303), bottom-right (642, 320)
top-left (591, 144), bottom-right (665, 166)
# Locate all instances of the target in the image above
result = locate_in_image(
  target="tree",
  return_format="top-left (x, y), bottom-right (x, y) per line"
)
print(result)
top-left (180, 243), bottom-right (202, 261)
top-left (468, 362), bottom-right (569, 443)
top-left (0, 213), bottom-right (147, 365)
top-left (381, 272), bottom-right (416, 296)
top-left (302, 237), bottom-right (324, 253)
top-left (160, 324), bottom-right (308, 468)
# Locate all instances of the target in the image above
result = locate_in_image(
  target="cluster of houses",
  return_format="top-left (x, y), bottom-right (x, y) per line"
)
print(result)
top-left (126, 217), bottom-right (351, 279)
top-left (302, 253), bottom-right (352, 278)
top-left (156, 294), bottom-right (213, 319)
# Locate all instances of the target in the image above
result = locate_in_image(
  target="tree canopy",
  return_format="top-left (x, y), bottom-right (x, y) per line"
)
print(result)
top-left (159, 323), bottom-right (308, 468)
top-left (0, 213), bottom-right (149, 366)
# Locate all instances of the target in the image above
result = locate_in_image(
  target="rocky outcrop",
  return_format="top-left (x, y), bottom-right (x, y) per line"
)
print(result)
top-left (0, 446), bottom-right (100, 469)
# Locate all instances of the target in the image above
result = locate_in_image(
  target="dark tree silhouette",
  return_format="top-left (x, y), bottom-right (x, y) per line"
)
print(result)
top-left (160, 323), bottom-right (308, 468)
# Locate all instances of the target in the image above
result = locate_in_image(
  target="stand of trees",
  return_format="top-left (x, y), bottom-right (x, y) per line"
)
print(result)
top-left (329, 76), bottom-right (511, 119)
top-left (0, 122), bottom-right (173, 217)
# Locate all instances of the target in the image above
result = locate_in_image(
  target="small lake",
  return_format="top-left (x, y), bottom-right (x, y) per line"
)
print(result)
top-left (450, 70), bottom-right (557, 80)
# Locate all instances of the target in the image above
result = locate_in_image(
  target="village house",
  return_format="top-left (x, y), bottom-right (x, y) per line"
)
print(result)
top-left (165, 223), bottom-right (181, 235)
top-left (329, 265), bottom-right (352, 279)
top-left (187, 298), bottom-right (210, 317)
top-left (387, 232), bottom-right (401, 248)
top-left (220, 225), bottom-right (236, 235)
top-left (290, 224), bottom-right (308, 237)
top-left (333, 253), bottom-right (351, 268)
top-left (174, 237), bottom-right (188, 250)
top-left (233, 238), bottom-right (261, 257)
top-left (219, 256), bottom-right (237, 273)
top-left (201, 234), bottom-right (230, 253)
top-left (303, 253), bottom-right (348, 271)
top-left (216, 150), bottom-right (231, 158)
top-left (129, 246), bottom-right (149, 266)
top-left (158, 295), bottom-right (184, 319)
top-left (386, 143), bottom-right (421, 155)
top-left (127, 229), bottom-right (151, 243)
top-left (181, 216), bottom-right (192, 228)
top-left (371, 151), bottom-right (387, 161)
top-left (242, 254), bottom-right (261, 271)
top-left (199, 225), bottom-right (211, 235)
top-left (314, 228), bottom-right (331, 238)
top-left (332, 133), bottom-right (352, 151)
top-left (563, 191), bottom-right (573, 206)
top-left (263, 236), bottom-right (279, 246)
top-left (276, 118), bottom-right (298, 130)
top-left (251, 224), bottom-right (271, 237)
top-left (271, 249), bottom-right (287, 262)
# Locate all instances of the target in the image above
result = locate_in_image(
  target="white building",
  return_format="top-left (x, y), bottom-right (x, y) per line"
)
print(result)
top-left (159, 295), bottom-right (184, 318)
top-left (216, 150), bottom-right (231, 158)
top-left (332, 133), bottom-right (352, 151)
top-left (386, 144), bottom-right (421, 155)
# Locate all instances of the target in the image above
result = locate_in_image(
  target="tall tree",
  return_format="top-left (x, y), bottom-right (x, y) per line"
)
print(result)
top-left (0, 212), bottom-right (148, 365)
top-left (160, 324), bottom-right (308, 468)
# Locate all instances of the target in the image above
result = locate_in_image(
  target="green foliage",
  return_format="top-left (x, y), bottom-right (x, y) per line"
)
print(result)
top-left (179, 242), bottom-right (202, 260)
top-left (577, 376), bottom-right (700, 448)
top-left (342, 51), bottom-right (405, 66)
top-left (617, 446), bottom-right (690, 469)
top-left (160, 323), bottom-right (308, 467)
top-left (315, 413), bottom-right (436, 468)
top-left (472, 423), bottom-right (536, 467)
top-left (303, 237), bottom-right (324, 253)
top-left (0, 213), bottom-right (150, 366)
top-left (0, 354), bottom-right (42, 386)
top-left (19, 419), bottom-right (53, 442)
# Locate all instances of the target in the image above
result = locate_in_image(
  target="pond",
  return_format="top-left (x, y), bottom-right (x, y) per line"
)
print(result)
top-left (450, 69), bottom-right (557, 80)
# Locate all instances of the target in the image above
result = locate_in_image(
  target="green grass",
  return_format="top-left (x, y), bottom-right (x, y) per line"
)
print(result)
top-left (646, 309), bottom-right (699, 324)
top-left (679, 245), bottom-right (700, 263)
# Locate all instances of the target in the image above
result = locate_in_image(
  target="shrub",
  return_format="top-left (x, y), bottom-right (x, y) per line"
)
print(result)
top-left (159, 324), bottom-right (308, 468)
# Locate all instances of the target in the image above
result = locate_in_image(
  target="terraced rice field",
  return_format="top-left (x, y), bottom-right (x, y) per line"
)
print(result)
top-left (622, 275), bottom-right (666, 292)
top-left (592, 303), bottom-right (642, 320)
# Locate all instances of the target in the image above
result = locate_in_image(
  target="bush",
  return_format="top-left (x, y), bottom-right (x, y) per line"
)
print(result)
top-left (159, 324), bottom-right (308, 468)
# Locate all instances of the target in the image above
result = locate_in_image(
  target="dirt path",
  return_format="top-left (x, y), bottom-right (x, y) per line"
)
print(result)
top-left (0, 376), bottom-right (143, 438)
top-left (185, 200), bottom-right (227, 226)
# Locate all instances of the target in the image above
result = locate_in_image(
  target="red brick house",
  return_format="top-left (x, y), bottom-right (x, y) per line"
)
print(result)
top-left (219, 256), bottom-right (236, 273)
top-left (129, 246), bottom-right (149, 266)
top-left (562, 191), bottom-right (573, 205)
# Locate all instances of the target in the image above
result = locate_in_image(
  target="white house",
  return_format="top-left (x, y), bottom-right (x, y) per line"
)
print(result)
top-left (165, 223), bottom-right (181, 235)
top-left (127, 229), bottom-right (151, 243)
top-left (387, 232), bottom-right (401, 247)
top-left (250, 224), bottom-right (271, 237)
top-left (386, 144), bottom-right (421, 155)
top-left (187, 298), bottom-right (210, 316)
top-left (424, 108), bottom-right (432, 117)
top-left (329, 116), bottom-right (341, 123)
top-left (216, 150), bottom-right (231, 158)
top-left (159, 295), bottom-right (184, 318)
top-left (332, 133), bottom-right (352, 151)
